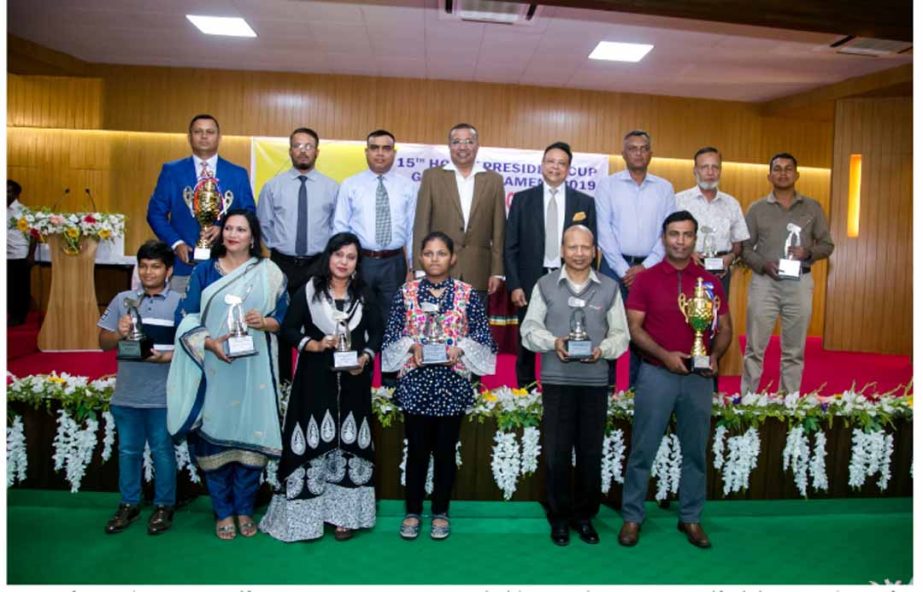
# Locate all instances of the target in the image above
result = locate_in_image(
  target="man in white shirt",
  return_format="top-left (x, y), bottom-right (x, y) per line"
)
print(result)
top-left (334, 129), bottom-right (416, 341)
top-left (412, 123), bottom-right (506, 306)
top-left (675, 146), bottom-right (749, 300)
top-left (596, 130), bottom-right (677, 385)
top-left (7, 180), bottom-right (37, 326)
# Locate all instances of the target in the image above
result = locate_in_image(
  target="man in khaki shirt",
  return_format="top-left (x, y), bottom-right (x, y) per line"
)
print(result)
top-left (739, 152), bottom-right (834, 394)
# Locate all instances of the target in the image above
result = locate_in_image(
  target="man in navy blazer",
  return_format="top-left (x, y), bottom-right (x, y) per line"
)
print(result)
top-left (504, 142), bottom-right (597, 388)
top-left (146, 114), bottom-right (255, 292)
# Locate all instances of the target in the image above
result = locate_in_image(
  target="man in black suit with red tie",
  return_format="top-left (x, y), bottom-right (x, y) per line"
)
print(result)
top-left (505, 141), bottom-right (597, 388)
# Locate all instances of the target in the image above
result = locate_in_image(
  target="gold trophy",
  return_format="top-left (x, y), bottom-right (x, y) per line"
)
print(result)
top-left (677, 277), bottom-right (720, 374)
top-left (183, 178), bottom-right (234, 261)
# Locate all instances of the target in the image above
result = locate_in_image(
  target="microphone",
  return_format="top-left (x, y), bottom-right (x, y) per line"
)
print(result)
top-left (52, 187), bottom-right (70, 211)
top-left (85, 188), bottom-right (98, 211)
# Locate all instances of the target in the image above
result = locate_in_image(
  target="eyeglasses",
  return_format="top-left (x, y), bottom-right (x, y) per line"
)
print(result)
top-left (291, 143), bottom-right (316, 152)
top-left (450, 139), bottom-right (477, 147)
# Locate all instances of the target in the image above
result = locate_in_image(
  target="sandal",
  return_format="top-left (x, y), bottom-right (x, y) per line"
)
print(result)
top-left (334, 526), bottom-right (354, 541)
top-left (215, 519), bottom-right (237, 540)
top-left (431, 513), bottom-right (450, 540)
top-left (399, 513), bottom-right (421, 540)
top-left (237, 516), bottom-right (258, 538)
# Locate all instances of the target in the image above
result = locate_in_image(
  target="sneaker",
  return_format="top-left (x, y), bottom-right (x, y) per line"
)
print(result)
top-left (105, 503), bottom-right (141, 534)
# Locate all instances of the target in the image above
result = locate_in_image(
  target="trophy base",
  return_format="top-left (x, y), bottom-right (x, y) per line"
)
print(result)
top-left (117, 338), bottom-right (154, 360)
top-left (193, 246), bottom-right (212, 262)
top-left (777, 258), bottom-right (802, 280)
top-left (332, 350), bottom-right (360, 372)
top-left (224, 335), bottom-right (257, 358)
top-left (685, 355), bottom-right (713, 375)
top-left (565, 339), bottom-right (593, 360)
top-left (704, 257), bottom-right (725, 272)
top-left (421, 343), bottom-right (449, 365)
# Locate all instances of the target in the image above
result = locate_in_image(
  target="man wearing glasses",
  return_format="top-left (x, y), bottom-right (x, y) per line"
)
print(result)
top-left (147, 114), bottom-right (255, 294)
top-left (412, 123), bottom-right (506, 304)
top-left (256, 126), bottom-right (339, 381)
top-left (334, 129), bottom-right (417, 367)
top-left (595, 130), bottom-right (677, 387)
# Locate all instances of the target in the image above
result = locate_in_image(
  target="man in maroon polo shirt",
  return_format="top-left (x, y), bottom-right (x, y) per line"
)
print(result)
top-left (617, 210), bottom-right (731, 549)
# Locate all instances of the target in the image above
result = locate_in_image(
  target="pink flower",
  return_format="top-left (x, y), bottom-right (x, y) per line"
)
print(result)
top-left (50, 215), bottom-right (64, 225)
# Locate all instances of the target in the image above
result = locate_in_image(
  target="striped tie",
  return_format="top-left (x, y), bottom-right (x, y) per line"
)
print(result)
top-left (375, 175), bottom-right (392, 246)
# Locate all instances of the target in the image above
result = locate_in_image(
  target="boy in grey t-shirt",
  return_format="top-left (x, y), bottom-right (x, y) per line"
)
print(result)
top-left (98, 240), bottom-right (181, 535)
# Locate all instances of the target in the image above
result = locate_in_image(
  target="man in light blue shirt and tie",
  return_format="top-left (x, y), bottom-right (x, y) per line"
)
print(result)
top-left (596, 130), bottom-right (677, 386)
top-left (334, 129), bottom-right (417, 352)
top-left (257, 127), bottom-right (339, 381)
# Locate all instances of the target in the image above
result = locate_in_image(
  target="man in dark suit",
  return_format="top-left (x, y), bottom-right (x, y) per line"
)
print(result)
top-left (505, 142), bottom-right (596, 388)
top-left (146, 114), bottom-right (255, 293)
top-left (412, 123), bottom-right (506, 302)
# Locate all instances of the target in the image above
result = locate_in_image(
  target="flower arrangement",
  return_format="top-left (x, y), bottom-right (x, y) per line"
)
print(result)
top-left (8, 208), bottom-right (125, 255)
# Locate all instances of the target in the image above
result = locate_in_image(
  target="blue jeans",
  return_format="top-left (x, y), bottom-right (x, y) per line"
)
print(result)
top-left (204, 463), bottom-right (263, 520)
top-left (110, 405), bottom-right (177, 507)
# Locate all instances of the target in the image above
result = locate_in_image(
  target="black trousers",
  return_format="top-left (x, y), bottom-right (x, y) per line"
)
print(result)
top-left (514, 304), bottom-right (537, 388)
top-left (7, 258), bottom-right (32, 325)
top-left (403, 413), bottom-right (463, 516)
top-left (270, 250), bottom-right (320, 383)
top-left (541, 384), bottom-right (608, 525)
top-left (360, 254), bottom-right (406, 387)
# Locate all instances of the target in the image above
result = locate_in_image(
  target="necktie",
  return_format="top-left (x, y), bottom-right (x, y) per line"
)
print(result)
top-left (199, 160), bottom-right (212, 180)
top-left (295, 175), bottom-right (308, 256)
top-left (375, 175), bottom-right (392, 247)
top-left (545, 187), bottom-right (559, 262)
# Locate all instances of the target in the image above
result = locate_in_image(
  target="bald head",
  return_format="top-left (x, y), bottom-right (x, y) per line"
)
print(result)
top-left (561, 224), bottom-right (596, 273)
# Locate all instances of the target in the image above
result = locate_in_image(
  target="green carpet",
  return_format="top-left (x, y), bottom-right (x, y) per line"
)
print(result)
top-left (6, 489), bottom-right (912, 585)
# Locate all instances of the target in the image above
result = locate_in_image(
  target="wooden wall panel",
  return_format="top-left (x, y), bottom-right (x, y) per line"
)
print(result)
top-left (9, 67), bottom-right (833, 167)
top-left (7, 75), bottom-right (103, 129)
top-left (824, 97), bottom-right (912, 355)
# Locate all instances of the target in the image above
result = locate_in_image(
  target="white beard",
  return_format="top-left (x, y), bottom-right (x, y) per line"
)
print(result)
top-left (695, 174), bottom-right (719, 191)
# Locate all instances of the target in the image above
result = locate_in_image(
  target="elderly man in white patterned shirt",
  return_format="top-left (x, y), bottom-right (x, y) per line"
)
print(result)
top-left (675, 146), bottom-right (749, 300)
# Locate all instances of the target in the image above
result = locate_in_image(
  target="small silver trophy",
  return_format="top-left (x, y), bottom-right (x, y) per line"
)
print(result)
top-left (420, 302), bottom-right (449, 365)
top-left (331, 312), bottom-right (359, 371)
top-left (778, 222), bottom-right (803, 280)
top-left (701, 226), bottom-right (724, 272)
top-left (565, 297), bottom-right (593, 360)
top-left (223, 290), bottom-right (257, 358)
top-left (117, 296), bottom-right (154, 360)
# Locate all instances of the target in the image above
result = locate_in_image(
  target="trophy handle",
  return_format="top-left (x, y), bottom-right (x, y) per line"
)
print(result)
top-left (677, 293), bottom-right (690, 323)
top-left (220, 191), bottom-right (235, 217)
top-left (183, 187), bottom-right (195, 214)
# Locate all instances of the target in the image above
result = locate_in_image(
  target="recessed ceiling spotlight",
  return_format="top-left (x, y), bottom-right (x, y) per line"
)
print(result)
top-left (589, 41), bottom-right (653, 63)
top-left (186, 15), bottom-right (257, 38)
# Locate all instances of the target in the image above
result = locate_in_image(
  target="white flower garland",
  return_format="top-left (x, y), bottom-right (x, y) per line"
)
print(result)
top-left (652, 434), bottom-right (682, 501)
top-left (398, 438), bottom-right (436, 495)
top-left (713, 426), bottom-right (761, 496)
top-left (173, 441), bottom-right (201, 484)
top-left (600, 429), bottom-right (626, 493)
top-left (809, 431), bottom-right (829, 492)
top-left (782, 426), bottom-right (828, 497)
top-left (491, 430), bottom-right (521, 500)
top-left (100, 411), bottom-right (115, 462)
top-left (520, 426), bottom-right (541, 476)
top-left (848, 429), bottom-right (894, 491)
top-left (142, 442), bottom-right (154, 482)
top-left (51, 409), bottom-right (99, 493)
top-left (7, 416), bottom-right (28, 487)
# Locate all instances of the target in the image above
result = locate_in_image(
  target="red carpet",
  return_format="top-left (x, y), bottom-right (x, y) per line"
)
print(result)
top-left (6, 313), bottom-right (912, 395)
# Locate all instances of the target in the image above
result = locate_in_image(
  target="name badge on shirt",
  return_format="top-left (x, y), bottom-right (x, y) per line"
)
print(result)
top-left (567, 297), bottom-right (586, 308)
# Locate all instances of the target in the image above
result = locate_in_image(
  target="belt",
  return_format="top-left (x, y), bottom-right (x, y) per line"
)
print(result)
top-left (623, 255), bottom-right (646, 265)
top-left (361, 248), bottom-right (402, 259)
top-left (271, 250), bottom-right (318, 266)
top-left (543, 266), bottom-right (560, 274)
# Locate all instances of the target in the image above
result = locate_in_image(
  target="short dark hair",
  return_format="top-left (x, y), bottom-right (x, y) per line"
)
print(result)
top-left (693, 146), bottom-right (721, 165)
top-left (543, 141), bottom-right (573, 165)
top-left (769, 152), bottom-right (798, 171)
top-left (311, 232), bottom-right (365, 302)
top-left (662, 210), bottom-right (698, 235)
top-left (8, 180), bottom-right (22, 197)
top-left (136, 239), bottom-right (175, 268)
top-left (421, 231), bottom-right (455, 255)
top-left (290, 127), bottom-right (319, 147)
top-left (212, 209), bottom-right (264, 259)
top-left (188, 114), bottom-right (219, 133)
top-left (367, 129), bottom-right (395, 145)
top-left (448, 123), bottom-right (478, 142)
top-left (623, 130), bottom-right (651, 144)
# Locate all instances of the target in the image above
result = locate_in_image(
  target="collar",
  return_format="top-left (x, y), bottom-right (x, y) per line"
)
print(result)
top-left (289, 167), bottom-right (318, 180)
top-left (8, 199), bottom-right (22, 210)
top-left (139, 286), bottom-right (171, 299)
top-left (682, 186), bottom-right (729, 203)
top-left (421, 276), bottom-right (452, 291)
top-left (193, 154), bottom-right (218, 169)
top-left (615, 168), bottom-right (650, 185)
top-left (365, 168), bottom-right (395, 181)
top-left (657, 259), bottom-right (694, 274)
top-left (443, 161), bottom-right (486, 177)
top-left (767, 191), bottom-right (805, 205)
top-left (558, 267), bottom-right (600, 285)
top-left (544, 181), bottom-right (565, 195)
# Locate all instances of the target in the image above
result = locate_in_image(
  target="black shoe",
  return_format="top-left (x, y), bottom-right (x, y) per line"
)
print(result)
top-left (147, 505), bottom-right (175, 535)
top-left (551, 523), bottom-right (570, 546)
top-left (571, 520), bottom-right (600, 544)
top-left (105, 503), bottom-right (141, 534)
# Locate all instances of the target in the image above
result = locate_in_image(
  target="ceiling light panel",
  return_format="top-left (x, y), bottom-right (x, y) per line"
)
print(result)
top-left (186, 15), bottom-right (257, 38)
top-left (589, 41), bottom-right (653, 62)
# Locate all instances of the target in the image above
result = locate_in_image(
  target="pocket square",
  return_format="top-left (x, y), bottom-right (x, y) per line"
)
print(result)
top-left (572, 211), bottom-right (587, 222)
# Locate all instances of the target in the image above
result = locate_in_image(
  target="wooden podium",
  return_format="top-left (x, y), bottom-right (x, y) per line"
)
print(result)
top-left (37, 235), bottom-right (102, 351)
